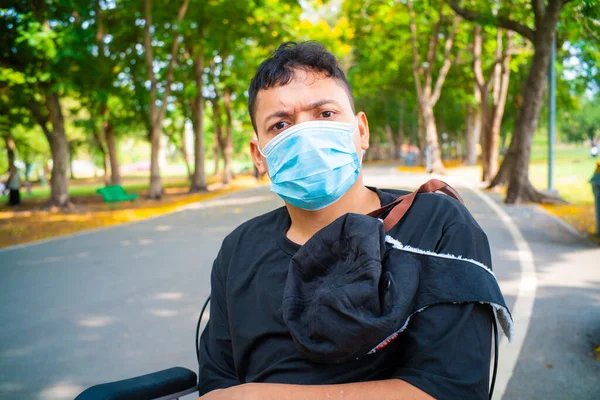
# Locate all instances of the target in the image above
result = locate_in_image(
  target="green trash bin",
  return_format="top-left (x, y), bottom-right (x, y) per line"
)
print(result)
top-left (591, 163), bottom-right (600, 237)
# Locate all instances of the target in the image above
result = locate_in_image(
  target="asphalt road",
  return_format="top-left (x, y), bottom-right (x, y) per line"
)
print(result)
top-left (1, 166), bottom-right (598, 399)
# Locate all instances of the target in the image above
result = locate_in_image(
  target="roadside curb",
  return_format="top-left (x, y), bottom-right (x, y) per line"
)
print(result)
top-left (0, 183), bottom-right (266, 253)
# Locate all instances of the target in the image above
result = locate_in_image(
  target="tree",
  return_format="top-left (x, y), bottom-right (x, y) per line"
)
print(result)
top-left (473, 26), bottom-right (514, 182)
top-left (345, 1), bottom-right (420, 159)
top-left (92, 0), bottom-right (121, 186)
top-left (143, 0), bottom-right (190, 199)
top-left (447, 0), bottom-right (576, 203)
top-left (408, 1), bottom-right (460, 174)
top-left (186, 30), bottom-right (207, 192)
top-left (1, 3), bottom-right (77, 208)
top-left (464, 85), bottom-right (482, 166)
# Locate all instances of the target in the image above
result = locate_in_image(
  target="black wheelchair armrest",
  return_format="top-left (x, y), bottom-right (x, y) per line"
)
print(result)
top-left (75, 366), bottom-right (198, 400)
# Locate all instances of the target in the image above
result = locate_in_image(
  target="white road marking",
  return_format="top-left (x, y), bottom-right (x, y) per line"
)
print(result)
top-left (466, 185), bottom-right (538, 399)
top-left (365, 169), bottom-right (537, 398)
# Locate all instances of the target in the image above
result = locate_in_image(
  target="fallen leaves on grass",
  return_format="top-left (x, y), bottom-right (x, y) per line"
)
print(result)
top-left (540, 203), bottom-right (597, 238)
top-left (0, 176), bottom-right (263, 248)
top-left (396, 159), bottom-right (467, 173)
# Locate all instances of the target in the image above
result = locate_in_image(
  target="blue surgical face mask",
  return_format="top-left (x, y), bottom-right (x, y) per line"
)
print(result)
top-left (258, 118), bottom-right (361, 211)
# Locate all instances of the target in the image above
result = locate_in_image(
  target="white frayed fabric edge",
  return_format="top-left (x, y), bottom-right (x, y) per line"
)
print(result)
top-left (383, 235), bottom-right (515, 343)
top-left (490, 302), bottom-right (514, 342)
top-left (367, 301), bottom-right (514, 356)
top-left (385, 235), bottom-right (496, 278)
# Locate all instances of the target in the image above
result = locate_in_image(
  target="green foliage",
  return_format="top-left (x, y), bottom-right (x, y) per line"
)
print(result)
top-left (1, 0), bottom-right (598, 188)
top-left (559, 94), bottom-right (600, 142)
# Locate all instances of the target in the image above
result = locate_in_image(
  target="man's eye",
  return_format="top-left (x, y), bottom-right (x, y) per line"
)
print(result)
top-left (321, 111), bottom-right (334, 118)
top-left (272, 121), bottom-right (288, 131)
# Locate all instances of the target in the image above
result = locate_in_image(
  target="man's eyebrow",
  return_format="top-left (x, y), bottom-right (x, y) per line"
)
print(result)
top-left (263, 99), bottom-right (343, 125)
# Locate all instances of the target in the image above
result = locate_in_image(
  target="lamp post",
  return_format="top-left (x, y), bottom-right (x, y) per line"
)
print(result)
top-left (548, 36), bottom-right (556, 192)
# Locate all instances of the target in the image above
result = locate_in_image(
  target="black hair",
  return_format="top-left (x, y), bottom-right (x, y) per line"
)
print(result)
top-left (248, 41), bottom-right (354, 132)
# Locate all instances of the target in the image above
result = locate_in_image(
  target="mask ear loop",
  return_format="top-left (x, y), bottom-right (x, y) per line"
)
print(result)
top-left (255, 136), bottom-right (267, 159)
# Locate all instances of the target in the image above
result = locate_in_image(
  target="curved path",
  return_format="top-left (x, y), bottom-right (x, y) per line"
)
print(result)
top-left (1, 166), bottom-right (598, 399)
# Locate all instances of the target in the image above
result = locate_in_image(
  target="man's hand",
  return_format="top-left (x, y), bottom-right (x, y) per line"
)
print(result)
top-left (198, 380), bottom-right (434, 400)
top-left (198, 383), bottom-right (260, 400)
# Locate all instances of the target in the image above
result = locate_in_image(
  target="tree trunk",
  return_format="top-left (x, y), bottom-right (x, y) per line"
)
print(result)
top-left (485, 31), bottom-right (513, 183)
top-left (213, 142), bottom-right (221, 176)
top-left (473, 24), bottom-right (493, 181)
top-left (222, 88), bottom-right (233, 184)
top-left (3, 135), bottom-right (16, 175)
top-left (143, 0), bottom-right (190, 199)
top-left (464, 102), bottom-right (481, 166)
top-left (91, 122), bottom-right (109, 184)
top-left (211, 98), bottom-right (223, 177)
top-left (179, 126), bottom-right (192, 179)
top-left (397, 99), bottom-right (405, 158)
top-left (148, 125), bottom-right (162, 198)
top-left (417, 112), bottom-right (426, 166)
top-left (69, 148), bottom-right (76, 180)
top-left (421, 101), bottom-right (445, 174)
top-left (385, 124), bottom-right (396, 160)
top-left (105, 120), bottom-right (121, 185)
top-left (45, 91), bottom-right (71, 208)
top-left (190, 50), bottom-right (207, 192)
top-left (490, 6), bottom-right (563, 204)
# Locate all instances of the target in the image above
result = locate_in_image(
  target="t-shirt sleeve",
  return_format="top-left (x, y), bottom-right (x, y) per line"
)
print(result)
top-left (390, 221), bottom-right (494, 399)
top-left (435, 221), bottom-right (493, 269)
top-left (197, 251), bottom-right (240, 396)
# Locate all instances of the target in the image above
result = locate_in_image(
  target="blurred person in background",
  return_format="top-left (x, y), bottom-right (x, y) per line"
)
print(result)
top-left (7, 165), bottom-right (21, 206)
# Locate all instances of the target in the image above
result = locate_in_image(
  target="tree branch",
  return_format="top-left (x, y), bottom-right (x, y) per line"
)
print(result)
top-left (446, 0), bottom-right (536, 42)
top-left (431, 14), bottom-right (459, 106)
top-left (491, 28), bottom-right (504, 105)
top-left (157, 0), bottom-right (191, 124)
top-left (29, 100), bottom-right (51, 140)
top-left (473, 25), bottom-right (485, 92)
top-left (407, 1), bottom-right (423, 97)
top-left (143, 0), bottom-right (157, 125)
top-left (424, 17), bottom-right (442, 90)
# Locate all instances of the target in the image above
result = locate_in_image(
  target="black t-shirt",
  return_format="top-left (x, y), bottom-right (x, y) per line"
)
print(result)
top-left (198, 188), bottom-right (494, 399)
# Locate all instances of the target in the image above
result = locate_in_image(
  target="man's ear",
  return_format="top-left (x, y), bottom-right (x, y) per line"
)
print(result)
top-left (357, 111), bottom-right (370, 151)
top-left (250, 137), bottom-right (268, 176)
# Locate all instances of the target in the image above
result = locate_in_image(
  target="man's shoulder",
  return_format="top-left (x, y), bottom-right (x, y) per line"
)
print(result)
top-left (221, 206), bottom-right (288, 250)
top-left (378, 186), bottom-right (474, 225)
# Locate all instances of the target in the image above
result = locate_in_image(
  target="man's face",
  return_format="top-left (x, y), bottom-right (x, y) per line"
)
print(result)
top-left (250, 69), bottom-right (370, 176)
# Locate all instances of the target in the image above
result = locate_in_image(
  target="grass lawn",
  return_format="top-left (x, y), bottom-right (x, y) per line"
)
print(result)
top-left (18, 159), bottom-right (255, 202)
top-left (529, 145), bottom-right (599, 238)
top-left (529, 145), bottom-right (597, 204)
top-left (397, 144), bottom-right (599, 238)
top-left (19, 176), bottom-right (192, 202)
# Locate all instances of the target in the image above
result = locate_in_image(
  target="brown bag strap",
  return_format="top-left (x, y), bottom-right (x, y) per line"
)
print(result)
top-left (367, 179), bottom-right (464, 232)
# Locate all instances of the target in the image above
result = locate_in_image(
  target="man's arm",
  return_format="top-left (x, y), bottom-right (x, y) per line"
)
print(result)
top-left (199, 379), bottom-right (434, 400)
top-left (197, 251), bottom-right (240, 395)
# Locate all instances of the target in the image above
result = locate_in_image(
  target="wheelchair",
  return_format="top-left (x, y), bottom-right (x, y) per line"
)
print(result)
top-left (75, 296), bottom-right (212, 400)
top-left (76, 295), bottom-right (500, 400)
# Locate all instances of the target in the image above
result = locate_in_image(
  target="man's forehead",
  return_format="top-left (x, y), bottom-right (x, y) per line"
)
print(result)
top-left (255, 69), bottom-right (351, 114)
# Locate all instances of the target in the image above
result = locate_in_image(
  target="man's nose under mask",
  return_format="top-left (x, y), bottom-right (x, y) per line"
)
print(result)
top-left (258, 119), bottom-right (361, 211)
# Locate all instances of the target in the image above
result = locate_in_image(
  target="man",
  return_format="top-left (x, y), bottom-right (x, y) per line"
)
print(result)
top-left (198, 42), bottom-right (496, 399)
